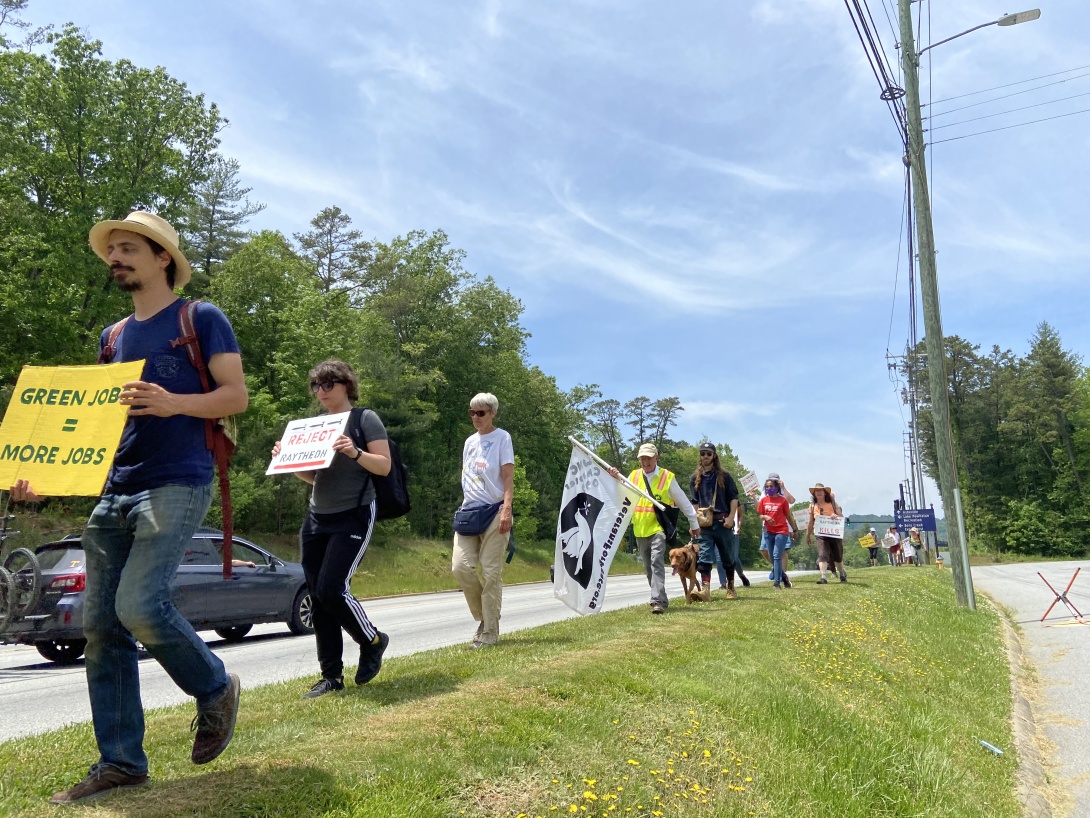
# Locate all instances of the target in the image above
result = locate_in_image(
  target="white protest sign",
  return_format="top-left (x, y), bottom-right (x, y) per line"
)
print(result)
top-left (792, 508), bottom-right (810, 531)
top-left (266, 411), bottom-right (351, 475)
top-left (814, 515), bottom-right (845, 538)
top-left (741, 471), bottom-right (760, 498)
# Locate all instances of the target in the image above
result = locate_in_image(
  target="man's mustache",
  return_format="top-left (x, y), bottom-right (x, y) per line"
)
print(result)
top-left (111, 264), bottom-right (134, 273)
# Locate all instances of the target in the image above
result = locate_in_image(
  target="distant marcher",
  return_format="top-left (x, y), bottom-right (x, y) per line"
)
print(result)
top-left (452, 393), bottom-right (514, 648)
top-left (690, 443), bottom-right (741, 598)
top-left (757, 475), bottom-right (795, 577)
top-left (273, 360), bottom-right (393, 698)
top-left (608, 443), bottom-right (700, 614)
top-left (806, 482), bottom-right (847, 584)
top-left (904, 527), bottom-right (922, 565)
top-left (880, 527), bottom-right (900, 566)
top-left (757, 473), bottom-right (799, 589)
top-left (731, 504), bottom-right (751, 588)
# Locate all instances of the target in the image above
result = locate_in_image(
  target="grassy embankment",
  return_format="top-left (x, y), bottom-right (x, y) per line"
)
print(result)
top-left (0, 566), bottom-right (1021, 818)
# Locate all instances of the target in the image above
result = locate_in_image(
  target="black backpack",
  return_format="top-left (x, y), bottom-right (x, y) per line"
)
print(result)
top-left (350, 408), bottom-right (411, 520)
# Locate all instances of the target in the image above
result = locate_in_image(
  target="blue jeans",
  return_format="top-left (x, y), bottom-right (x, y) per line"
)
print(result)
top-left (760, 530), bottom-right (791, 585)
top-left (82, 483), bottom-right (229, 775)
top-left (698, 522), bottom-right (735, 586)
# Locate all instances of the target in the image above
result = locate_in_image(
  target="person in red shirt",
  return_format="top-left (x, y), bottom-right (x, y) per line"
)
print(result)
top-left (756, 473), bottom-right (799, 589)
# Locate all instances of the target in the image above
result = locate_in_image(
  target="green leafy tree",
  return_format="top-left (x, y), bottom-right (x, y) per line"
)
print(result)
top-left (0, 25), bottom-right (223, 384)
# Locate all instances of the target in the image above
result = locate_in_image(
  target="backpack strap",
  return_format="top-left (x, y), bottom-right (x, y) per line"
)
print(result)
top-left (172, 300), bottom-right (236, 578)
top-left (98, 316), bottom-right (132, 364)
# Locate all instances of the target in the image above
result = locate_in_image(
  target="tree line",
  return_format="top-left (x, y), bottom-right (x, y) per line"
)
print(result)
top-left (904, 323), bottom-right (1089, 557)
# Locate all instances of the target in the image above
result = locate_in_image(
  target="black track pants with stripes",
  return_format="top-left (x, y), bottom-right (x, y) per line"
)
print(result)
top-left (300, 502), bottom-right (378, 680)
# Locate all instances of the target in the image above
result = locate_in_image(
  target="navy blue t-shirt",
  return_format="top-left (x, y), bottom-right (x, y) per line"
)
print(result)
top-left (101, 299), bottom-right (241, 493)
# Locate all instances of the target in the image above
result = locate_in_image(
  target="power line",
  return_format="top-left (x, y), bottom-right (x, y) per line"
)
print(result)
top-left (926, 71), bottom-right (1090, 119)
top-left (930, 106), bottom-right (1090, 144)
top-left (924, 63), bottom-right (1090, 107)
top-left (929, 90), bottom-right (1090, 131)
top-left (885, 166), bottom-right (909, 354)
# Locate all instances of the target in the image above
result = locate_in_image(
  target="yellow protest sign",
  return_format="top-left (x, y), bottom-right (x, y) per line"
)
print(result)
top-left (858, 533), bottom-right (876, 548)
top-left (0, 362), bottom-right (144, 496)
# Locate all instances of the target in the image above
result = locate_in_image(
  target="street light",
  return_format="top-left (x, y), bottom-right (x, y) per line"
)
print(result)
top-left (895, 3), bottom-right (1040, 609)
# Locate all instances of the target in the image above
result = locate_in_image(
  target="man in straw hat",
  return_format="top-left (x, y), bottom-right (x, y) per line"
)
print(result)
top-left (10, 211), bottom-right (248, 804)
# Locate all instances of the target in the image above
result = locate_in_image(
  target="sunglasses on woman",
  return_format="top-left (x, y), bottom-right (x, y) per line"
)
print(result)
top-left (468, 409), bottom-right (489, 418)
top-left (310, 379), bottom-right (345, 394)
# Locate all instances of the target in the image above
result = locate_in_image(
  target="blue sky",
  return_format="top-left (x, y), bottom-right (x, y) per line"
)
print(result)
top-left (22, 0), bottom-right (1090, 515)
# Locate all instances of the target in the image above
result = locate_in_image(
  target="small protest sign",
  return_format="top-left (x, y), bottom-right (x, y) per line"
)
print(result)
top-left (741, 471), bottom-right (760, 498)
top-left (792, 508), bottom-right (810, 531)
top-left (858, 533), bottom-right (876, 548)
top-left (0, 362), bottom-right (145, 496)
top-left (266, 411), bottom-right (351, 475)
top-left (814, 514), bottom-right (845, 538)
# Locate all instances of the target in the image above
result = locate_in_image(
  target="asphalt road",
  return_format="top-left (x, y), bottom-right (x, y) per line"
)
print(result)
top-left (0, 573), bottom-right (680, 741)
top-left (972, 560), bottom-right (1090, 818)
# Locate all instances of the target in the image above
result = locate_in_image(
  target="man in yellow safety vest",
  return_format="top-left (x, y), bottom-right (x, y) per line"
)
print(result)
top-left (611, 443), bottom-right (700, 614)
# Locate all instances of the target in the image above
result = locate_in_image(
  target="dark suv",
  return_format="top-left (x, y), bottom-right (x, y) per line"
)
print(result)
top-left (1, 530), bottom-right (313, 664)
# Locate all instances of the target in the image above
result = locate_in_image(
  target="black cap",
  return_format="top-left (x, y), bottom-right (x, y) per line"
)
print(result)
top-left (699, 442), bottom-right (716, 453)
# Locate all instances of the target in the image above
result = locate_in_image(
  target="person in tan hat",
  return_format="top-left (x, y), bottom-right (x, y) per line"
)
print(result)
top-left (10, 211), bottom-right (249, 804)
top-left (805, 482), bottom-right (847, 584)
top-left (608, 443), bottom-right (700, 613)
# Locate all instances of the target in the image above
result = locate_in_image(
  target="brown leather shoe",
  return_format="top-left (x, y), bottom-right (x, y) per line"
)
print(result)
top-left (51, 765), bottom-right (149, 804)
top-left (191, 674), bottom-right (240, 765)
top-left (726, 583), bottom-right (737, 600)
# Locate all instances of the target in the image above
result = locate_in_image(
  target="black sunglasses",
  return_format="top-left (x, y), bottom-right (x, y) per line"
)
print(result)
top-left (310, 379), bottom-right (345, 394)
top-left (468, 409), bottom-right (489, 418)
top-left (699, 451), bottom-right (715, 457)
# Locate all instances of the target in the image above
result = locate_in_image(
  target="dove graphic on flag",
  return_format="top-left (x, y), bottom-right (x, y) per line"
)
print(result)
top-left (554, 444), bottom-right (639, 615)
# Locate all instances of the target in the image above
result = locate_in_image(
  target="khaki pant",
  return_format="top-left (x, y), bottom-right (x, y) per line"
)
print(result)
top-left (452, 515), bottom-right (507, 644)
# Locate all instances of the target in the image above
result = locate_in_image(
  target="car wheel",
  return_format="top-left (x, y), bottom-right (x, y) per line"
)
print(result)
top-left (288, 587), bottom-right (314, 635)
top-left (213, 624), bottom-right (253, 642)
top-left (36, 639), bottom-right (87, 665)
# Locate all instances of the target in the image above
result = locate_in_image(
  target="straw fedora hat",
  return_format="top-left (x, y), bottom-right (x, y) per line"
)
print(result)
top-left (89, 211), bottom-right (192, 289)
top-left (809, 481), bottom-right (834, 495)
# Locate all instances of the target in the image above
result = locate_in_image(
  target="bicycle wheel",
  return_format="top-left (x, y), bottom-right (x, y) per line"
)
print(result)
top-left (3, 547), bottom-right (41, 616)
top-left (0, 565), bottom-right (14, 632)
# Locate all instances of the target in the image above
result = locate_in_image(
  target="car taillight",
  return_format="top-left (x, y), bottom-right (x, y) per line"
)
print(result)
top-left (50, 573), bottom-right (86, 593)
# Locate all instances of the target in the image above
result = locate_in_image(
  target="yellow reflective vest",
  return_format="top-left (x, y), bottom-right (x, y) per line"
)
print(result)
top-left (629, 467), bottom-right (676, 538)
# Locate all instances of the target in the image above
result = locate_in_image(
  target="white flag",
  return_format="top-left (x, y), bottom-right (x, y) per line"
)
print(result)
top-left (553, 445), bottom-right (640, 615)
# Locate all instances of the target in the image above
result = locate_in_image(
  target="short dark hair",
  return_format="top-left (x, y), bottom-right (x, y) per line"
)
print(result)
top-left (145, 237), bottom-right (177, 288)
top-left (307, 359), bottom-right (360, 402)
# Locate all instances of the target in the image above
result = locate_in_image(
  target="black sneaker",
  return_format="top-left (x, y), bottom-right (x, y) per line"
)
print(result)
top-left (51, 764), bottom-right (149, 804)
top-left (650, 603), bottom-right (665, 614)
top-left (302, 676), bottom-right (345, 699)
top-left (191, 673), bottom-right (241, 765)
top-left (840, 571), bottom-right (848, 583)
top-left (355, 631), bottom-right (390, 685)
top-left (782, 574), bottom-right (792, 589)
top-left (739, 574), bottom-right (751, 588)
top-left (817, 576), bottom-right (828, 584)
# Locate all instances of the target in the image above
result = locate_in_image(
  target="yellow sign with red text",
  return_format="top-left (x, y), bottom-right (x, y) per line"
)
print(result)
top-left (0, 363), bottom-right (144, 496)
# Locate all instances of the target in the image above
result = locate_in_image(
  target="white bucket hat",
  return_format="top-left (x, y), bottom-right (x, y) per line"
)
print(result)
top-left (89, 211), bottom-right (192, 289)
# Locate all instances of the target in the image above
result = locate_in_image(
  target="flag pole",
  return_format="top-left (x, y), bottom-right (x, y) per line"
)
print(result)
top-left (567, 436), bottom-right (665, 510)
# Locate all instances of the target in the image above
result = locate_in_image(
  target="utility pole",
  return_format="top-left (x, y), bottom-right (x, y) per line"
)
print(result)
top-left (896, 0), bottom-right (974, 608)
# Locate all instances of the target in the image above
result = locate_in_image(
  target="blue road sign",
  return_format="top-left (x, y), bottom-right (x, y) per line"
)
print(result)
top-left (894, 508), bottom-right (937, 532)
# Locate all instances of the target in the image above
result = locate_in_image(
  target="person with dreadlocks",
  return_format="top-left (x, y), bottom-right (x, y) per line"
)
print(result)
top-left (689, 443), bottom-right (743, 598)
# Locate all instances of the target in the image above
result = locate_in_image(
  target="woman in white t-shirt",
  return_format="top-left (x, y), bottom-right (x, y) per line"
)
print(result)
top-left (452, 392), bottom-right (514, 648)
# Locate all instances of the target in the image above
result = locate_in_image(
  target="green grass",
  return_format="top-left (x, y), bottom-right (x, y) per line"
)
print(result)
top-left (0, 568), bottom-right (1021, 817)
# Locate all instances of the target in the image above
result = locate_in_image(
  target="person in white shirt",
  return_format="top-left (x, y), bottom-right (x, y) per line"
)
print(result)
top-left (452, 392), bottom-right (514, 648)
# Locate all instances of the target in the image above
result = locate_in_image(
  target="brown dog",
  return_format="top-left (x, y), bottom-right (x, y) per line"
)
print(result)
top-left (668, 541), bottom-right (711, 603)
